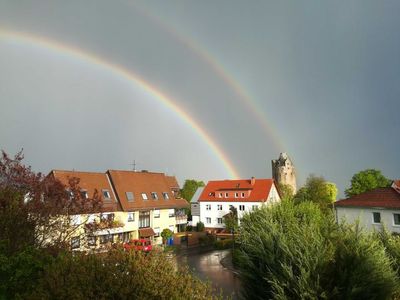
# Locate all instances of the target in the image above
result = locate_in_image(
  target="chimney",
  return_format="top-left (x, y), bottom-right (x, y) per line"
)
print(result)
top-left (251, 177), bottom-right (256, 185)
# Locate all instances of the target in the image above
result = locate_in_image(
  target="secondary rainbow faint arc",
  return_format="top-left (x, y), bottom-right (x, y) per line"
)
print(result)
top-left (130, 2), bottom-right (285, 151)
top-left (0, 29), bottom-right (240, 179)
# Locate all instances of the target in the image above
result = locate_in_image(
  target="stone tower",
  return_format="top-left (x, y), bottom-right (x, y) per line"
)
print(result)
top-left (271, 152), bottom-right (297, 193)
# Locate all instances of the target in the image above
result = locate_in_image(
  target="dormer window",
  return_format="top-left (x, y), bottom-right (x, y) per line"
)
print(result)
top-left (162, 192), bottom-right (169, 200)
top-left (241, 192), bottom-right (245, 198)
top-left (80, 190), bottom-right (88, 199)
top-left (142, 193), bottom-right (148, 200)
top-left (151, 192), bottom-right (158, 200)
top-left (225, 192), bottom-right (229, 198)
top-left (235, 192), bottom-right (239, 198)
top-left (102, 189), bottom-right (111, 200)
top-left (219, 193), bottom-right (223, 198)
top-left (126, 192), bottom-right (134, 202)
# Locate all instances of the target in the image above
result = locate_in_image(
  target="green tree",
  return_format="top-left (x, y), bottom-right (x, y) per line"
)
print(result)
top-left (161, 228), bottom-right (173, 245)
top-left (277, 183), bottom-right (294, 200)
top-left (196, 221), bottom-right (205, 232)
top-left (237, 200), bottom-right (399, 299)
top-left (345, 169), bottom-right (391, 197)
top-left (294, 175), bottom-right (337, 211)
top-left (223, 205), bottom-right (238, 233)
top-left (180, 179), bottom-right (205, 202)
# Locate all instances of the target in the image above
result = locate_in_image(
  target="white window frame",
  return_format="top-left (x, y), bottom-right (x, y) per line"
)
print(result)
top-left (162, 192), bottom-right (169, 200)
top-left (225, 192), bottom-right (229, 198)
top-left (71, 236), bottom-right (80, 250)
top-left (102, 189), bottom-right (111, 200)
top-left (141, 193), bottom-right (148, 200)
top-left (239, 205), bottom-right (245, 211)
top-left (206, 217), bottom-right (211, 224)
top-left (206, 204), bottom-right (211, 211)
top-left (154, 227), bottom-right (160, 237)
top-left (241, 192), bottom-right (245, 198)
top-left (217, 204), bottom-right (222, 211)
top-left (217, 218), bottom-right (223, 224)
top-left (154, 209), bottom-right (160, 218)
top-left (151, 192), bottom-right (158, 200)
top-left (128, 212), bottom-right (135, 222)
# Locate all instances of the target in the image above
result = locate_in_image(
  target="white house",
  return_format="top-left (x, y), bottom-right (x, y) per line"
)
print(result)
top-left (196, 177), bottom-right (281, 231)
top-left (335, 181), bottom-right (400, 234)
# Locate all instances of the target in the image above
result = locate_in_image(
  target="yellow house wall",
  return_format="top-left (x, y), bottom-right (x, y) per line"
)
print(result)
top-left (151, 208), bottom-right (177, 244)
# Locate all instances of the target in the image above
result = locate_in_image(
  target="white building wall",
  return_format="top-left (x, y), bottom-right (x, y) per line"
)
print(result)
top-left (336, 206), bottom-right (400, 234)
top-left (200, 201), bottom-right (265, 228)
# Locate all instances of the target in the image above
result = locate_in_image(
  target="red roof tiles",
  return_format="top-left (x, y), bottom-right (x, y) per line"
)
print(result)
top-left (50, 170), bottom-right (120, 212)
top-left (335, 187), bottom-right (400, 209)
top-left (107, 170), bottom-right (188, 211)
top-left (198, 178), bottom-right (275, 202)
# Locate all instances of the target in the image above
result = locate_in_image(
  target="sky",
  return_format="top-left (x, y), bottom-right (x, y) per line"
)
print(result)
top-left (0, 0), bottom-right (399, 197)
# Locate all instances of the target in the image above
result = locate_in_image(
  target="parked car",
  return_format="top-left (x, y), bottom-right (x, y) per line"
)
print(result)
top-left (123, 239), bottom-right (152, 252)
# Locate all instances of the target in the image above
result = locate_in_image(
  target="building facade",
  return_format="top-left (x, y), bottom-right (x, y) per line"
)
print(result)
top-left (335, 182), bottom-right (400, 234)
top-left (271, 152), bottom-right (297, 194)
top-left (50, 169), bottom-right (188, 250)
top-left (196, 178), bottom-right (281, 230)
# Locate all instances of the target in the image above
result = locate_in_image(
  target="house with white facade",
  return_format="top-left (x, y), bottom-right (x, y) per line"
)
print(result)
top-left (335, 181), bottom-right (400, 234)
top-left (196, 177), bottom-right (281, 231)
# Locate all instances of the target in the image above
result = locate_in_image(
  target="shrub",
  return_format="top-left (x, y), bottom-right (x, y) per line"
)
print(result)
top-left (29, 249), bottom-right (219, 299)
top-left (214, 239), bottom-right (233, 250)
top-left (196, 221), bottom-right (205, 232)
top-left (237, 200), bottom-right (399, 299)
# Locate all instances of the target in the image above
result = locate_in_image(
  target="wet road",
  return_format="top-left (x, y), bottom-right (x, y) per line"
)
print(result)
top-left (176, 249), bottom-right (242, 299)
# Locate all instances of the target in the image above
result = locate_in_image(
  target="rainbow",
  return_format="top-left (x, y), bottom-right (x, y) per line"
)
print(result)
top-left (0, 29), bottom-right (240, 179)
top-left (130, 2), bottom-right (285, 151)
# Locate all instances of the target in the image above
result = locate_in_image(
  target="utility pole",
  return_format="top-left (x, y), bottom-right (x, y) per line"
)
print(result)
top-left (130, 160), bottom-right (137, 172)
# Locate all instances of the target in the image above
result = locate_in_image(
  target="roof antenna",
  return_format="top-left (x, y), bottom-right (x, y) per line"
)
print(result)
top-left (130, 160), bottom-right (137, 172)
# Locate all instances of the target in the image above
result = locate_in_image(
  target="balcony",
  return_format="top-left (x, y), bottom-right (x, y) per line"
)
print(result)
top-left (175, 214), bottom-right (188, 225)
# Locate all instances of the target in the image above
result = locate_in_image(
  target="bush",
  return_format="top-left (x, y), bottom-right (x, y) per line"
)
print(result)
top-left (214, 239), bottom-right (233, 250)
top-left (198, 235), bottom-right (215, 246)
top-left (237, 200), bottom-right (400, 299)
top-left (196, 221), bottom-right (205, 232)
top-left (29, 249), bottom-right (219, 299)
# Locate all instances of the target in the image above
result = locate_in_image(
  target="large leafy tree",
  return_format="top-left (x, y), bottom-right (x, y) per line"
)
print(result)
top-left (223, 205), bottom-right (238, 233)
top-left (237, 200), bottom-right (399, 299)
top-left (277, 183), bottom-right (294, 200)
top-left (293, 175), bottom-right (337, 211)
top-left (180, 179), bottom-right (205, 202)
top-left (345, 169), bottom-right (391, 197)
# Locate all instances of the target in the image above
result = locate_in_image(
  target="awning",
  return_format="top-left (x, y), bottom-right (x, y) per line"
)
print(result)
top-left (139, 227), bottom-right (155, 237)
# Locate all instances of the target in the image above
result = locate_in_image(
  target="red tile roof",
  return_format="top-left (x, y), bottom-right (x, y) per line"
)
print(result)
top-left (335, 187), bottom-right (400, 209)
top-left (165, 176), bottom-right (180, 190)
top-left (198, 178), bottom-right (275, 202)
top-left (50, 170), bottom-right (120, 212)
top-left (107, 170), bottom-right (188, 211)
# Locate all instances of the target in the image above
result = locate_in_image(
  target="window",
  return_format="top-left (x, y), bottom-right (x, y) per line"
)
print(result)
top-left (151, 192), bottom-right (158, 200)
top-left (235, 192), bottom-right (239, 198)
top-left (241, 192), bottom-right (245, 198)
top-left (373, 212), bottom-right (381, 224)
top-left (100, 234), bottom-right (114, 244)
top-left (154, 227), bottom-right (160, 237)
top-left (126, 192), bottom-right (134, 202)
top-left (169, 225), bottom-right (175, 233)
top-left (128, 212), bottom-right (135, 222)
top-left (141, 193), bottom-right (148, 200)
top-left (239, 205), bottom-right (245, 211)
top-left (102, 189), bottom-right (111, 200)
top-left (225, 192), bottom-right (229, 198)
top-left (162, 192), bottom-right (169, 200)
top-left (80, 190), bottom-right (88, 199)
top-left (217, 204), bottom-right (222, 211)
top-left (217, 218), bottom-right (223, 224)
top-left (87, 236), bottom-right (96, 247)
top-left (394, 213), bottom-right (400, 226)
top-left (154, 209), bottom-right (160, 218)
top-left (169, 209), bottom-right (175, 217)
top-left (139, 211), bottom-right (150, 228)
top-left (71, 236), bottom-right (80, 249)
top-left (101, 213), bottom-right (114, 222)
top-left (252, 205), bottom-right (258, 211)
top-left (219, 193), bottom-right (223, 198)
top-left (206, 217), bottom-right (211, 224)
top-left (71, 215), bottom-right (81, 226)
top-left (206, 204), bottom-right (211, 211)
